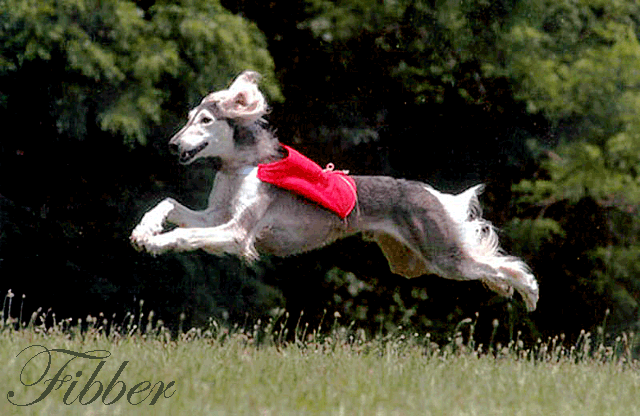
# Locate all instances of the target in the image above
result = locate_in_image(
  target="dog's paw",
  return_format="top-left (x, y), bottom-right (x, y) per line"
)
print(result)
top-left (130, 200), bottom-right (176, 251)
top-left (130, 223), bottom-right (162, 252)
top-left (130, 232), bottom-right (176, 256)
top-left (130, 229), bottom-right (151, 252)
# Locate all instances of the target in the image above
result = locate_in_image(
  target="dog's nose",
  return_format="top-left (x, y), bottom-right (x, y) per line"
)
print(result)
top-left (169, 142), bottom-right (180, 154)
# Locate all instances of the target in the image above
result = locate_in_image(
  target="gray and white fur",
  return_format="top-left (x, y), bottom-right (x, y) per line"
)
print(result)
top-left (130, 71), bottom-right (539, 311)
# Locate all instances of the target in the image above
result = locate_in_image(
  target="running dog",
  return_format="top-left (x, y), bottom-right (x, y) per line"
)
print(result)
top-left (130, 71), bottom-right (539, 311)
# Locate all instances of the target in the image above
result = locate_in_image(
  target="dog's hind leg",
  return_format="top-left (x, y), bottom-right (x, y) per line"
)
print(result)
top-left (458, 256), bottom-right (538, 311)
top-left (427, 184), bottom-right (539, 310)
top-left (363, 231), bottom-right (432, 278)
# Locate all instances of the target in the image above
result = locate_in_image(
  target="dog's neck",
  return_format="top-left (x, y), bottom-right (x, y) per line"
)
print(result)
top-left (218, 121), bottom-right (285, 172)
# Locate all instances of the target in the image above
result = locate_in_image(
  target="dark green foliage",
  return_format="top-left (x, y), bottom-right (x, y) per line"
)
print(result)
top-left (500, 0), bottom-right (640, 336)
top-left (0, 0), bottom-right (280, 144)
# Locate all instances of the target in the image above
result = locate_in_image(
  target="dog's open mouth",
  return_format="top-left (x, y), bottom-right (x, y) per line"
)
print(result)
top-left (179, 142), bottom-right (209, 164)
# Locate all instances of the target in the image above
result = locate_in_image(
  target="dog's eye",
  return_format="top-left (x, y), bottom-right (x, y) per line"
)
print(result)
top-left (200, 116), bottom-right (213, 125)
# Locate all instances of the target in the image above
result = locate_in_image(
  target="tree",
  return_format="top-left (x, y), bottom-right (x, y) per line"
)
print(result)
top-left (0, 0), bottom-right (281, 145)
top-left (495, 0), bottom-right (640, 333)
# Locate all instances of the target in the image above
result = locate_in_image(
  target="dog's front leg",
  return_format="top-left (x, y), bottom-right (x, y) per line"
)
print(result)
top-left (165, 200), bottom-right (225, 228)
top-left (134, 169), bottom-right (272, 259)
top-left (131, 198), bottom-right (225, 250)
top-left (137, 221), bottom-right (258, 260)
top-left (131, 199), bottom-right (176, 250)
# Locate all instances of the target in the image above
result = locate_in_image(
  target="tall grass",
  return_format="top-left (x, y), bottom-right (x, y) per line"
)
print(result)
top-left (0, 291), bottom-right (638, 415)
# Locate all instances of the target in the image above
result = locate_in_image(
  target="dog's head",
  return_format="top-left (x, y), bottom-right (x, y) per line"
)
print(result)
top-left (169, 71), bottom-right (268, 165)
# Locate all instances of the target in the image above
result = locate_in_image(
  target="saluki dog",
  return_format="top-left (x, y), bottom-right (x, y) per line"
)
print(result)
top-left (131, 71), bottom-right (539, 311)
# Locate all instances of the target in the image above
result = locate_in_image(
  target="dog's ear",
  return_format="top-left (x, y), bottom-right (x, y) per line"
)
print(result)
top-left (223, 88), bottom-right (257, 115)
top-left (202, 71), bottom-right (267, 124)
top-left (233, 70), bottom-right (261, 86)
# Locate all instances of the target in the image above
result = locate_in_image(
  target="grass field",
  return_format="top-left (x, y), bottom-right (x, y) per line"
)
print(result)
top-left (0, 308), bottom-right (638, 415)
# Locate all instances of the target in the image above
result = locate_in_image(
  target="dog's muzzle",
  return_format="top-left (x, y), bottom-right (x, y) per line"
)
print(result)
top-left (175, 142), bottom-right (209, 164)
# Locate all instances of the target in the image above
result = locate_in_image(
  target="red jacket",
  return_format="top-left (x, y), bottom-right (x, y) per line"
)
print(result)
top-left (257, 145), bottom-right (357, 219)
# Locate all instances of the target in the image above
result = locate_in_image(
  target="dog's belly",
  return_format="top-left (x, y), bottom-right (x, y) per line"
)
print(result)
top-left (252, 195), bottom-right (351, 256)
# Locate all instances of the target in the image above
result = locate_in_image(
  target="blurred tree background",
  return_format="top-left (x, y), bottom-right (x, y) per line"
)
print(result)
top-left (0, 0), bottom-right (638, 345)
